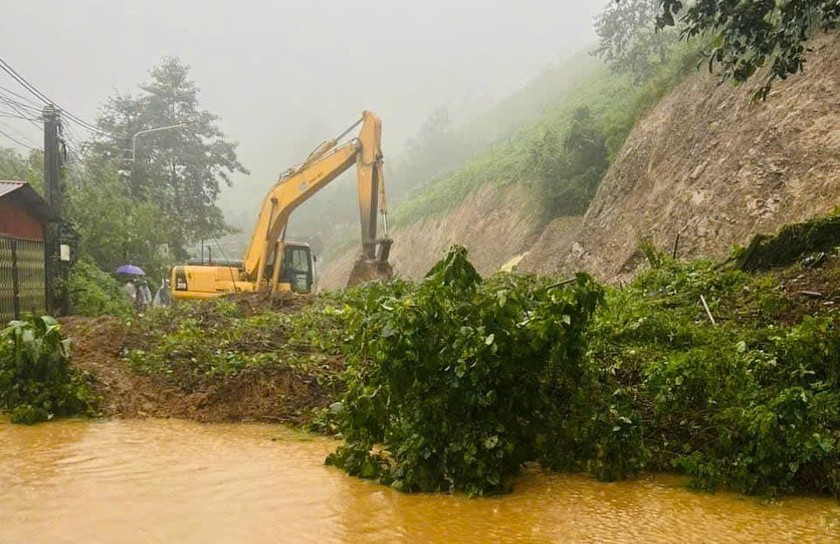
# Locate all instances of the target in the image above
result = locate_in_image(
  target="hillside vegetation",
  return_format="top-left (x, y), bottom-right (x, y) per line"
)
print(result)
top-left (392, 44), bottom-right (699, 228)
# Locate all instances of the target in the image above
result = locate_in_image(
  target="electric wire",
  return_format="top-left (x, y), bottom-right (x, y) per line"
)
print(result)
top-left (0, 94), bottom-right (42, 129)
top-left (60, 120), bottom-right (84, 158)
top-left (0, 118), bottom-right (38, 147)
top-left (0, 56), bottom-right (112, 135)
top-left (0, 109), bottom-right (38, 121)
top-left (0, 92), bottom-right (41, 113)
top-left (0, 83), bottom-right (42, 108)
top-left (0, 125), bottom-right (39, 151)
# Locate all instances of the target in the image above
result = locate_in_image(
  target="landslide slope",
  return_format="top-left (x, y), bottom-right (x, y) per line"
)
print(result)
top-left (320, 184), bottom-right (544, 288)
top-left (520, 35), bottom-right (840, 280)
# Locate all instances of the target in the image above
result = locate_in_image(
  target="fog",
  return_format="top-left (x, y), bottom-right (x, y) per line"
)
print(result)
top-left (1, 0), bottom-right (604, 236)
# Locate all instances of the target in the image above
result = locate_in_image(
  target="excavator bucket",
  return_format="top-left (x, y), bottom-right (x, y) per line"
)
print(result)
top-left (346, 239), bottom-right (394, 288)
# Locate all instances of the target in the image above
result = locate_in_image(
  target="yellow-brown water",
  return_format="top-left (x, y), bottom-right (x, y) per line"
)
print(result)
top-left (1, 419), bottom-right (837, 543)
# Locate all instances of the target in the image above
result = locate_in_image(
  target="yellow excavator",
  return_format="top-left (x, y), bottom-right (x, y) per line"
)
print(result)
top-left (171, 111), bottom-right (393, 300)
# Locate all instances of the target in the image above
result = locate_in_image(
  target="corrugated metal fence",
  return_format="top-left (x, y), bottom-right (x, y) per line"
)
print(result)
top-left (0, 236), bottom-right (46, 323)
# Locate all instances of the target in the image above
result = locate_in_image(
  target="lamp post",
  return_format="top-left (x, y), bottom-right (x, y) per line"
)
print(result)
top-left (131, 123), bottom-right (188, 163)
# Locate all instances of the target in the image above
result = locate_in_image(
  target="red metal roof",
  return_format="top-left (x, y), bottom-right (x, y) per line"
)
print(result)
top-left (0, 180), bottom-right (55, 221)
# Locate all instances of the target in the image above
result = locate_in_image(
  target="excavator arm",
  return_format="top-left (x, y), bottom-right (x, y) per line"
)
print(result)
top-left (242, 111), bottom-right (391, 289)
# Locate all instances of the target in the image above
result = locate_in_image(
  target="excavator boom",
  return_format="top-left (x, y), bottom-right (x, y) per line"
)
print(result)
top-left (172, 111), bottom-right (393, 300)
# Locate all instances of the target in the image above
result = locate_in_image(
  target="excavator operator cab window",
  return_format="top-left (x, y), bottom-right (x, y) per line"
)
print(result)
top-left (281, 245), bottom-right (313, 293)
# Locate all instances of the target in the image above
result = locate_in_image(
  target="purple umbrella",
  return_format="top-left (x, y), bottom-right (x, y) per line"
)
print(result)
top-left (115, 264), bottom-right (146, 276)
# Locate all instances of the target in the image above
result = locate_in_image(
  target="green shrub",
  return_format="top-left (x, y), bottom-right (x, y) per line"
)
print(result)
top-left (326, 246), bottom-right (604, 495)
top-left (0, 316), bottom-right (97, 424)
top-left (735, 213), bottom-right (840, 271)
top-left (327, 251), bottom-right (838, 498)
top-left (67, 258), bottom-right (134, 318)
top-left (587, 260), bottom-right (840, 497)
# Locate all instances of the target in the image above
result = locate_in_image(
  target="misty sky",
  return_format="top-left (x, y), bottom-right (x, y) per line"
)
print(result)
top-left (1, 0), bottom-right (605, 214)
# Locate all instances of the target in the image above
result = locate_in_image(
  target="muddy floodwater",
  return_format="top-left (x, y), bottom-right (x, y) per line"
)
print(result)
top-left (1, 419), bottom-right (837, 543)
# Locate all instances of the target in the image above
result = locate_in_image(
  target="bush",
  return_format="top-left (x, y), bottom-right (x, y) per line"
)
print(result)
top-left (68, 258), bottom-right (134, 317)
top-left (587, 259), bottom-right (840, 496)
top-left (735, 212), bottom-right (840, 271)
top-left (327, 250), bottom-right (838, 498)
top-left (0, 316), bottom-right (97, 424)
top-left (326, 246), bottom-right (603, 495)
top-left (529, 107), bottom-right (610, 220)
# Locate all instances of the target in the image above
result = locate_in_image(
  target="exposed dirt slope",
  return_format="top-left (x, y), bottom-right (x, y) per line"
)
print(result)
top-left (321, 184), bottom-right (541, 289)
top-left (520, 35), bottom-right (840, 281)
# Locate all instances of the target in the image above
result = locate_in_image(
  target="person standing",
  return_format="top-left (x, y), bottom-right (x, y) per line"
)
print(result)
top-left (122, 279), bottom-right (138, 307)
top-left (138, 280), bottom-right (153, 311)
top-left (153, 279), bottom-right (172, 307)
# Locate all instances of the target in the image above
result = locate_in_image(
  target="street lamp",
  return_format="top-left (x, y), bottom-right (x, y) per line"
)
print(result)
top-left (131, 123), bottom-right (188, 162)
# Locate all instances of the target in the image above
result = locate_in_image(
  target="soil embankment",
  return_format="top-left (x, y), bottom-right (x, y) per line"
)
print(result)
top-left (61, 300), bottom-right (342, 424)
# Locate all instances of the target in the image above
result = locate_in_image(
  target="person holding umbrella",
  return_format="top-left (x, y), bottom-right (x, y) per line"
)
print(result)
top-left (115, 265), bottom-right (146, 312)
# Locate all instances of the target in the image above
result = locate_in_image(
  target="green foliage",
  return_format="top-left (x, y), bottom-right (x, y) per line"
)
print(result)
top-left (594, 0), bottom-right (680, 82)
top-left (390, 44), bottom-right (699, 228)
top-left (324, 249), bottom-right (838, 498)
top-left (529, 107), bottom-right (609, 218)
top-left (585, 259), bottom-right (840, 496)
top-left (734, 212), bottom-right (840, 271)
top-left (0, 316), bottom-right (97, 424)
top-left (653, 0), bottom-right (840, 99)
top-left (326, 246), bottom-right (604, 495)
top-left (125, 298), bottom-right (345, 395)
top-left (65, 157), bottom-right (175, 278)
top-left (93, 57), bottom-right (248, 259)
top-left (0, 147), bottom-right (44, 194)
top-left (66, 258), bottom-right (133, 318)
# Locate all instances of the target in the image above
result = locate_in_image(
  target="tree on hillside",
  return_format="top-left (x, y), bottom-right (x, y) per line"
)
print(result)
top-left (93, 57), bottom-right (248, 259)
top-left (594, 0), bottom-right (679, 82)
top-left (617, 0), bottom-right (840, 99)
top-left (529, 107), bottom-right (609, 218)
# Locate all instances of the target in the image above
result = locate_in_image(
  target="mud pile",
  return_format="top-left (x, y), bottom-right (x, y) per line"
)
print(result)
top-left (61, 300), bottom-right (344, 424)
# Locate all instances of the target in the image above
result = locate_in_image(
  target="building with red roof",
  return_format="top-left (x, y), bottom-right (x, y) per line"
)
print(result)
top-left (0, 181), bottom-right (55, 321)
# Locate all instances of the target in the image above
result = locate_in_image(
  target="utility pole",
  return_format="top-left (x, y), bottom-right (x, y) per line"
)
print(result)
top-left (42, 105), bottom-right (68, 315)
top-left (43, 105), bottom-right (59, 314)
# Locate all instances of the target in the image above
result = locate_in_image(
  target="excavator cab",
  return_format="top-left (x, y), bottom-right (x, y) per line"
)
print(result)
top-left (278, 242), bottom-right (314, 294)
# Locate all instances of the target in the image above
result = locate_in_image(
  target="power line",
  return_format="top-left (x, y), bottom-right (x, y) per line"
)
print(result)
top-left (0, 83), bottom-right (41, 108)
top-left (0, 118), bottom-right (38, 147)
top-left (0, 57), bottom-right (50, 104)
top-left (0, 125), bottom-right (39, 151)
top-left (59, 118), bottom-right (85, 158)
top-left (0, 94), bottom-right (42, 129)
top-left (0, 91), bottom-right (41, 113)
top-left (0, 55), bottom-right (111, 135)
top-left (0, 110), bottom-right (38, 121)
